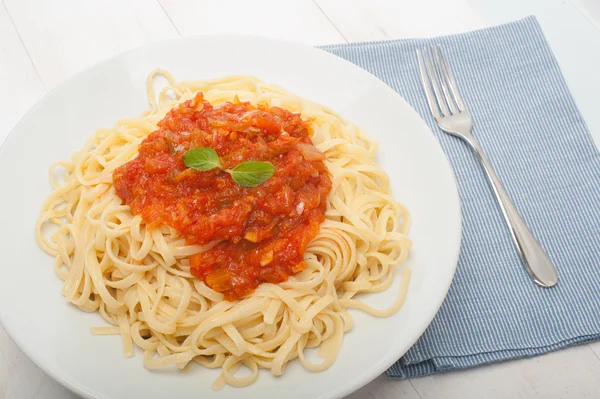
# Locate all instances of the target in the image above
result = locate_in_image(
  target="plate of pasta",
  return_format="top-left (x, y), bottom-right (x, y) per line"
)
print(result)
top-left (0, 36), bottom-right (460, 399)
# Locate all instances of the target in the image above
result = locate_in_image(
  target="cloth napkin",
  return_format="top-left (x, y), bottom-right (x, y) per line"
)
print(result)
top-left (320, 16), bottom-right (600, 378)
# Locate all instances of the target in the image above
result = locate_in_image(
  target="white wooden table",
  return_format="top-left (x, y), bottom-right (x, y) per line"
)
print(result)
top-left (2, 0), bottom-right (600, 398)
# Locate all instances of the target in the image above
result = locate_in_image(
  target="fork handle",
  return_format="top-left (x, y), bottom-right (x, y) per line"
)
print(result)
top-left (468, 140), bottom-right (558, 287)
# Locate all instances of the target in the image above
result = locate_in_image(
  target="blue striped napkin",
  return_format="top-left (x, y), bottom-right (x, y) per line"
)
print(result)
top-left (320, 16), bottom-right (600, 378)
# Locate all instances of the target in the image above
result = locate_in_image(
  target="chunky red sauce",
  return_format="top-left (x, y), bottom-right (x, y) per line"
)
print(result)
top-left (113, 93), bottom-right (331, 300)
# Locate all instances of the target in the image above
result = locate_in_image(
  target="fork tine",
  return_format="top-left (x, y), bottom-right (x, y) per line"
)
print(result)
top-left (416, 48), bottom-right (441, 120)
top-left (432, 46), bottom-right (458, 115)
top-left (436, 45), bottom-right (465, 112)
top-left (423, 47), bottom-right (450, 117)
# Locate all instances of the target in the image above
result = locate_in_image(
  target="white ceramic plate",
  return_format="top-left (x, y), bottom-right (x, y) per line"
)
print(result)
top-left (0, 36), bottom-right (460, 399)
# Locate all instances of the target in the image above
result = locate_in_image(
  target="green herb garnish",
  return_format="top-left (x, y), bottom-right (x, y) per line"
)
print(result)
top-left (183, 147), bottom-right (222, 171)
top-left (183, 147), bottom-right (275, 187)
top-left (229, 160), bottom-right (276, 188)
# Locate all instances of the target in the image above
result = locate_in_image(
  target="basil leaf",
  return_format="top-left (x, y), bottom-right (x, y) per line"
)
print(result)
top-left (183, 148), bottom-right (275, 187)
top-left (183, 147), bottom-right (221, 171)
top-left (228, 161), bottom-right (275, 187)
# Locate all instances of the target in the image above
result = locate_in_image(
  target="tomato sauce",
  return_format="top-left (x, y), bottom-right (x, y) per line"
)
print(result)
top-left (113, 93), bottom-right (331, 300)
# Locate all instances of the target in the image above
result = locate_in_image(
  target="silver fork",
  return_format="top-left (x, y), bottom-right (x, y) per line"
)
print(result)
top-left (417, 45), bottom-right (558, 287)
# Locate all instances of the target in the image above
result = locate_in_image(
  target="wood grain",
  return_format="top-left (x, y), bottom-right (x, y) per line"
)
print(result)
top-left (313, 0), bottom-right (485, 41)
top-left (346, 375), bottom-right (422, 399)
top-left (159, 0), bottom-right (346, 44)
top-left (3, 0), bottom-right (179, 89)
top-left (411, 345), bottom-right (600, 399)
top-left (590, 342), bottom-right (600, 361)
top-left (0, 4), bottom-right (46, 139)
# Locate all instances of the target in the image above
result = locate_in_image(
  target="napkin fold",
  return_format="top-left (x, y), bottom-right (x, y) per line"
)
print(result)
top-left (320, 16), bottom-right (600, 378)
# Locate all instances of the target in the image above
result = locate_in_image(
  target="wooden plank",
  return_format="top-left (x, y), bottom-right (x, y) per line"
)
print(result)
top-left (590, 342), bottom-right (600, 360)
top-left (3, 0), bottom-right (180, 89)
top-left (0, 324), bottom-right (77, 398)
top-left (0, 4), bottom-right (46, 141)
top-left (159, 0), bottom-right (346, 44)
top-left (570, 0), bottom-right (600, 29)
top-left (313, 0), bottom-right (485, 42)
top-left (346, 375), bottom-right (422, 399)
top-left (410, 345), bottom-right (600, 399)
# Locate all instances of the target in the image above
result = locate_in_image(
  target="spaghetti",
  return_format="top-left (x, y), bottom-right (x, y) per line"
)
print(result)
top-left (35, 70), bottom-right (412, 389)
